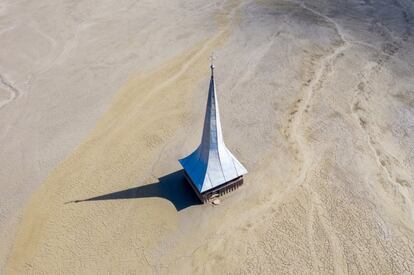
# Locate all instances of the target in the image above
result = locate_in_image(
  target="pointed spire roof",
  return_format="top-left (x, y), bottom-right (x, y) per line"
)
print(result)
top-left (179, 59), bottom-right (247, 193)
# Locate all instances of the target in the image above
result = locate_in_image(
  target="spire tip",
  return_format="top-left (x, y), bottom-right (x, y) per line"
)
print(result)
top-left (210, 53), bottom-right (215, 71)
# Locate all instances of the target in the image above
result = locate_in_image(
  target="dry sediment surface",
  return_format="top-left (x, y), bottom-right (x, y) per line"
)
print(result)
top-left (1, 0), bottom-right (414, 274)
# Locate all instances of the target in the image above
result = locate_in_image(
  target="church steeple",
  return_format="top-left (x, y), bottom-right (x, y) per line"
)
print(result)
top-left (179, 58), bottom-right (247, 198)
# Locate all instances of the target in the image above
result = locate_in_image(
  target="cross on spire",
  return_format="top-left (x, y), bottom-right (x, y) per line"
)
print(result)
top-left (210, 52), bottom-right (215, 73)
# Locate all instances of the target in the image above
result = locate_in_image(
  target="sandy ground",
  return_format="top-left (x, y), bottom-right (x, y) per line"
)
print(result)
top-left (1, 0), bottom-right (414, 273)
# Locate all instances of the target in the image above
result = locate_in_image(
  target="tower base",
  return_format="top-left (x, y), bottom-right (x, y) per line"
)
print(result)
top-left (183, 171), bottom-right (244, 203)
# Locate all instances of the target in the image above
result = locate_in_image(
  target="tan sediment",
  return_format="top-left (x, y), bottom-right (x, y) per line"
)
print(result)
top-left (5, 3), bottom-right (240, 273)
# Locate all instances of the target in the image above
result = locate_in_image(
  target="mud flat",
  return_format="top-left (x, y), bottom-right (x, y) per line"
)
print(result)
top-left (1, 0), bottom-right (414, 273)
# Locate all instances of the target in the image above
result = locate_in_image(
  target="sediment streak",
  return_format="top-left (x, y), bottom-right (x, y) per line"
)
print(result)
top-left (0, 73), bottom-right (19, 110)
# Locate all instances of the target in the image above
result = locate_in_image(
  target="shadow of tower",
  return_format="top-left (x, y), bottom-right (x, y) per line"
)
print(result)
top-left (68, 170), bottom-right (201, 211)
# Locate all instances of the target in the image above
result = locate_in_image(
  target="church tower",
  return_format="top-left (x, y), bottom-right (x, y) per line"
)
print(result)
top-left (179, 59), bottom-right (247, 202)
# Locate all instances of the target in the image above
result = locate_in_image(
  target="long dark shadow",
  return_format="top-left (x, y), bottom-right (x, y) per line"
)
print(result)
top-left (67, 170), bottom-right (201, 211)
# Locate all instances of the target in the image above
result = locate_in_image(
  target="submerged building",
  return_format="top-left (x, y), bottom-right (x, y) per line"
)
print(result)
top-left (179, 61), bottom-right (247, 203)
